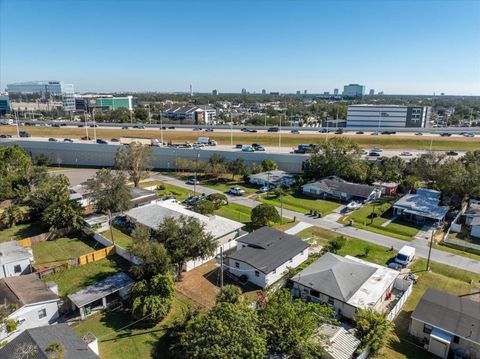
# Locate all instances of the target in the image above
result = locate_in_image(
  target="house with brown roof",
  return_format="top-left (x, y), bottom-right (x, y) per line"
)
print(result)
top-left (0, 274), bottom-right (60, 342)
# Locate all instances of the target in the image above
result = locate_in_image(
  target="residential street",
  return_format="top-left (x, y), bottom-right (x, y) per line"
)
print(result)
top-left (152, 173), bottom-right (480, 274)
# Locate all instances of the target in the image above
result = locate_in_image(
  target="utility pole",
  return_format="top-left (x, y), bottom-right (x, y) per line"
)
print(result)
top-left (84, 112), bottom-right (89, 139)
top-left (15, 110), bottom-right (20, 138)
top-left (93, 109), bottom-right (97, 142)
top-left (426, 230), bottom-right (434, 271)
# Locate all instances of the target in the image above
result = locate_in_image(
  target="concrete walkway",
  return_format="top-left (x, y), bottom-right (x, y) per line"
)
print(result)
top-left (151, 173), bottom-right (480, 274)
top-left (284, 221), bottom-right (312, 235)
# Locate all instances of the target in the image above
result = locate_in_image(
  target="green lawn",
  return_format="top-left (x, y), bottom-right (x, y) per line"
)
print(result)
top-left (101, 227), bottom-right (134, 249)
top-left (0, 222), bottom-right (45, 243)
top-left (199, 178), bottom-right (258, 196)
top-left (73, 293), bottom-right (195, 359)
top-left (139, 180), bottom-right (192, 201)
top-left (341, 199), bottom-right (422, 241)
top-left (259, 190), bottom-right (340, 215)
top-left (32, 234), bottom-right (104, 267)
top-left (433, 242), bottom-right (480, 261)
top-left (44, 256), bottom-right (127, 298)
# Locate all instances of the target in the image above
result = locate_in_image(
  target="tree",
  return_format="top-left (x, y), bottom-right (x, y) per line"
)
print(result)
top-left (325, 235), bottom-right (346, 254)
top-left (434, 159), bottom-right (469, 208)
top-left (379, 156), bottom-right (406, 182)
top-left (399, 175), bottom-right (418, 194)
top-left (45, 342), bottom-right (65, 359)
top-left (355, 308), bottom-right (398, 356)
top-left (251, 203), bottom-right (280, 227)
top-left (227, 158), bottom-right (247, 179)
top-left (177, 302), bottom-right (267, 359)
top-left (41, 199), bottom-right (83, 232)
top-left (192, 199), bottom-right (215, 215)
top-left (207, 193), bottom-right (228, 209)
top-left (131, 273), bottom-right (175, 323)
top-left (156, 216), bottom-right (216, 276)
top-left (114, 142), bottom-right (152, 187)
top-left (128, 240), bottom-right (171, 280)
top-left (0, 145), bottom-right (33, 201)
top-left (216, 285), bottom-right (242, 304)
top-left (0, 205), bottom-right (25, 228)
top-left (134, 107), bottom-right (149, 122)
top-left (261, 159), bottom-right (278, 172)
top-left (407, 153), bottom-right (445, 183)
top-left (260, 289), bottom-right (333, 358)
top-left (85, 169), bottom-right (132, 244)
top-left (207, 154), bottom-right (227, 177)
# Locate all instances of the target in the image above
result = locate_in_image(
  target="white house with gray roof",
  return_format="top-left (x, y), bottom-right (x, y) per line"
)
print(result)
top-left (226, 227), bottom-right (309, 288)
top-left (0, 241), bottom-right (33, 279)
top-left (249, 170), bottom-right (296, 188)
top-left (291, 253), bottom-right (399, 319)
top-left (393, 188), bottom-right (448, 226)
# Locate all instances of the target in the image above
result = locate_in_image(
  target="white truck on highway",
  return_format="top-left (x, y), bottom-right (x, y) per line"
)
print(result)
top-left (197, 137), bottom-right (217, 146)
top-left (120, 137), bottom-right (161, 146)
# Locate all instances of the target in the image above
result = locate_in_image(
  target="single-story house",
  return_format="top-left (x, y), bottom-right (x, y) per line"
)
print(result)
top-left (125, 200), bottom-right (245, 271)
top-left (70, 185), bottom-right (158, 208)
top-left (302, 176), bottom-right (381, 203)
top-left (84, 213), bottom-right (110, 233)
top-left (226, 227), bottom-right (309, 288)
top-left (317, 324), bottom-right (363, 359)
top-left (291, 253), bottom-right (400, 319)
top-left (67, 272), bottom-right (134, 320)
top-left (372, 181), bottom-right (399, 196)
top-left (409, 288), bottom-right (480, 359)
top-left (465, 200), bottom-right (480, 238)
top-left (0, 241), bottom-right (33, 278)
top-left (0, 323), bottom-right (100, 358)
top-left (393, 188), bottom-right (448, 226)
top-left (249, 170), bottom-right (296, 188)
top-left (471, 217), bottom-right (480, 239)
top-left (0, 274), bottom-right (60, 341)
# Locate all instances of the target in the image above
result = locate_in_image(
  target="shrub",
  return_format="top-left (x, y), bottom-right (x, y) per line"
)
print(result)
top-left (251, 203), bottom-right (280, 227)
top-left (193, 200), bottom-right (215, 215)
top-left (325, 236), bottom-right (346, 254)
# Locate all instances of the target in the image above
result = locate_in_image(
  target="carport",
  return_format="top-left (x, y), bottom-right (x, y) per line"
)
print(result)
top-left (68, 272), bottom-right (134, 320)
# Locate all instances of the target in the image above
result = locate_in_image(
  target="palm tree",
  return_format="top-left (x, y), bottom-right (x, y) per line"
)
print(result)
top-left (354, 308), bottom-right (398, 356)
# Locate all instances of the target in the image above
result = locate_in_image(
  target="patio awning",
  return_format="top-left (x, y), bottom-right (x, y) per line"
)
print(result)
top-left (431, 327), bottom-right (453, 344)
top-left (67, 272), bottom-right (134, 308)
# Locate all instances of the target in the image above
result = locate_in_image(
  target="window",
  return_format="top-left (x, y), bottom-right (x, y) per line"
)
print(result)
top-left (235, 262), bottom-right (239, 269)
top-left (38, 309), bottom-right (47, 319)
top-left (327, 296), bottom-right (335, 305)
top-left (14, 265), bottom-right (21, 273)
top-left (255, 271), bottom-right (259, 277)
top-left (310, 289), bottom-right (320, 298)
top-left (423, 324), bottom-right (433, 334)
top-left (453, 336), bottom-right (459, 344)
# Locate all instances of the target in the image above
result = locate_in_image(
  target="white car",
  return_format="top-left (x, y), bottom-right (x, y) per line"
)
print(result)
top-left (400, 151), bottom-right (413, 156)
top-left (346, 201), bottom-right (361, 211)
top-left (229, 187), bottom-right (245, 196)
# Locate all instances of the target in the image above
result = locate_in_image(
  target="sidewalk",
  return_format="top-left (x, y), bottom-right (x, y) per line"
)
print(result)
top-left (151, 173), bottom-right (480, 274)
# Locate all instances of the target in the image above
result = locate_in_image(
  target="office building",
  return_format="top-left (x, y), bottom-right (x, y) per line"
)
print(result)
top-left (0, 95), bottom-right (10, 115)
top-left (369, 89), bottom-right (375, 96)
top-left (346, 104), bottom-right (430, 128)
top-left (304, 90), bottom-right (307, 95)
top-left (212, 89), bottom-right (218, 96)
top-left (296, 90), bottom-right (301, 95)
top-left (323, 91), bottom-right (330, 95)
top-left (333, 88), bottom-right (339, 95)
top-left (241, 88), bottom-right (247, 95)
top-left (342, 84), bottom-right (365, 99)
top-left (96, 96), bottom-right (133, 111)
top-left (261, 89), bottom-right (266, 95)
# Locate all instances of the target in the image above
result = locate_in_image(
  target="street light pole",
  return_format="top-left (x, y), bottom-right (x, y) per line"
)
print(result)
top-left (194, 150), bottom-right (200, 195)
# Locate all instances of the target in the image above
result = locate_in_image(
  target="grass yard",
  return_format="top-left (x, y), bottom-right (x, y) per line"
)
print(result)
top-left (44, 256), bottom-right (128, 298)
top-left (101, 227), bottom-right (134, 249)
top-left (259, 190), bottom-right (340, 215)
top-left (433, 242), bottom-right (480, 261)
top-left (199, 178), bottom-right (258, 196)
top-left (139, 180), bottom-right (192, 201)
top-left (73, 293), bottom-right (195, 359)
top-left (341, 200), bottom-right (422, 241)
top-left (32, 234), bottom-right (104, 267)
top-left (0, 222), bottom-right (45, 243)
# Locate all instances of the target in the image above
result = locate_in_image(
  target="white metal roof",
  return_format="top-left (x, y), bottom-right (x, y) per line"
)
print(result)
top-left (0, 241), bottom-right (33, 264)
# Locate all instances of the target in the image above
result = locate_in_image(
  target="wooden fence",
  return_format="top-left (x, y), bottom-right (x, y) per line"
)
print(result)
top-left (17, 238), bottom-right (32, 248)
top-left (78, 246), bottom-right (115, 265)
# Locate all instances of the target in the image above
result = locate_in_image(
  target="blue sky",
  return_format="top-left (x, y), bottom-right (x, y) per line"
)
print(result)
top-left (1, 0), bottom-right (479, 94)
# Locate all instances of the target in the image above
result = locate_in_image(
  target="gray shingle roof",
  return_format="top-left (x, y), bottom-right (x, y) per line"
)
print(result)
top-left (0, 324), bottom-right (99, 359)
top-left (411, 288), bottom-right (480, 344)
top-left (0, 274), bottom-right (58, 307)
top-left (226, 227), bottom-right (309, 274)
top-left (305, 176), bottom-right (377, 199)
top-left (290, 252), bottom-right (377, 302)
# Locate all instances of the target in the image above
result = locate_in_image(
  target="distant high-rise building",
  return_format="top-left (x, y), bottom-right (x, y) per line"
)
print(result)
top-left (323, 91), bottom-right (330, 95)
top-left (241, 88), bottom-right (247, 95)
top-left (342, 84), bottom-right (365, 99)
top-left (296, 90), bottom-right (301, 95)
top-left (212, 89), bottom-right (218, 96)
top-left (304, 90), bottom-right (307, 95)
top-left (261, 89), bottom-right (266, 95)
top-left (189, 84), bottom-right (193, 97)
top-left (378, 91), bottom-right (384, 95)
top-left (369, 89), bottom-right (375, 96)
top-left (6, 80), bottom-right (75, 112)
top-left (0, 95), bottom-right (10, 115)
top-left (333, 88), bottom-right (339, 95)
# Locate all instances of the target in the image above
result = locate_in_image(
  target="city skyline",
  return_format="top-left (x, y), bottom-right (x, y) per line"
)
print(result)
top-left (1, 0), bottom-right (479, 95)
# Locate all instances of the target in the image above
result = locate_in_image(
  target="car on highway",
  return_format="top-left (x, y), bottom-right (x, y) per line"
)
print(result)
top-left (381, 131), bottom-right (396, 135)
top-left (400, 151), bottom-right (413, 156)
top-left (415, 132), bottom-right (423, 136)
top-left (90, 124), bottom-right (98, 128)
top-left (368, 151), bottom-right (381, 157)
top-left (81, 136), bottom-right (91, 140)
top-left (121, 126), bottom-right (129, 130)
top-left (193, 127), bottom-right (201, 131)
top-left (291, 129), bottom-right (300, 134)
top-left (446, 151), bottom-right (458, 156)
top-left (52, 123), bottom-right (60, 128)
top-left (252, 143), bottom-right (265, 151)
top-left (319, 128), bottom-right (328, 133)
top-left (48, 138), bottom-right (58, 142)
top-left (235, 144), bottom-right (243, 149)
top-left (334, 128), bottom-right (343, 134)
top-left (186, 178), bottom-right (199, 185)
top-left (110, 138), bottom-right (120, 142)
top-left (168, 126), bottom-right (175, 129)
top-left (241, 128), bottom-right (249, 132)
top-left (361, 150), bottom-right (369, 155)
top-left (440, 132), bottom-right (452, 137)
top-left (63, 138), bottom-right (73, 143)
top-left (248, 129), bottom-right (258, 133)
top-left (205, 128), bottom-right (214, 132)
top-left (371, 147), bottom-right (383, 152)
top-left (464, 133), bottom-right (475, 137)
top-left (229, 187), bottom-right (245, 196)
top-left (370, 131), bottom-right (379, 135)
top-left (133, 125), bottom-right (145, 129)
top-left (19, 131), bottom-right (30, 137)
top-left (267, 127), bottom-right (279, 132)
top-left (77, 124), bottom-right (84, 128)
top-left (96, 139), bottom-right (108, 144)
top-left (242, 145), bottom-right (254, 152)
top-left (0, 134), bottom-right (12, 138)
top-left (356, 131), bottom-right (364, 134)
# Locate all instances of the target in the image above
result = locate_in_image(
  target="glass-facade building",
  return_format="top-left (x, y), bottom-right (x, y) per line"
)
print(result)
top-left (95, 96), bottom-right (133, 111)
top-left (0, 95), bottom-right (10, 115)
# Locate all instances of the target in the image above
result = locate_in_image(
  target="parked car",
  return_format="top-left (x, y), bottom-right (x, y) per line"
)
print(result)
top-left (186, 178), bottom-right (199, 185)
top-left (52, 123), bottom-right (60, 128)
top-left (394, 245), bottom-right (415, 267)
top-left (446, 150), bottom-right (458, 156)
top-left (400, 151), bottom-right (413, 156)
top-left (184, 194), bottom-right (206, 205)
top-left (48, 138), bottom-right (58, 142)
top-left (241, 128), bottom-right (249, 132)
top-left (96, 139), bottom-right (108, 144)
top-left (90, 124), bottom-right (98, 128)
top-left (258, 185), bottom-right (274, 193)
top-left (19, 131), bottom-right (30, 137)
top-left (229, 187), bottom-right (245, 196)
top-left (242, 145), bottom-right (254, 152)
top-left (319, 128), bottom-right (328, 133)
top-left (345, 201), bottom-right (362, 211)
top-left (388, 262), bottom-right (403, 271)
top-left (63, 138), bottom-right (74, 143)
